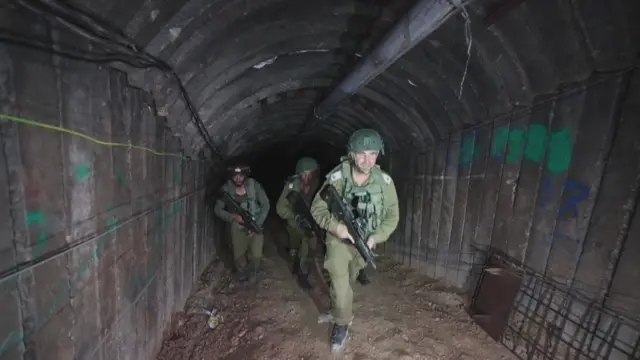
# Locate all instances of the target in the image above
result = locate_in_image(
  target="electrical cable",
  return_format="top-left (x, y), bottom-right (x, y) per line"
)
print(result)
top-left (0, 186), bottom-right (205, 285)
top-left (0, 30), bottom-right (145, 65)
top-left (9, 0), bottom-right (225, 161)
top-left (0, 113), bottom-right (203, 161)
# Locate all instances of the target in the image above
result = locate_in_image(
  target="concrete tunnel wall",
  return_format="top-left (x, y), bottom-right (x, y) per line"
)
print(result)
top-left (1, 0), bottom-right (640, 360)
top-left (0, 48), bottom-right (221, 358)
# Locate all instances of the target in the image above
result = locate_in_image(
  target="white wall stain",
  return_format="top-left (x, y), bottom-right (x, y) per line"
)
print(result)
top-left (252, 56), bottom-right (278, 69)
top-left (169, 27), bottom-right (182, 42)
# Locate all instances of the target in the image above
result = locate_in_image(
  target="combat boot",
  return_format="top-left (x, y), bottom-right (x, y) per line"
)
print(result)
top-left (356, 269), bottom-right (371, 286)
top-left (297, 271), bottom-right (312, 290)
top-left (289, 249), bottom-right (299, 274)
top-left (330, 323), bottom-right (349, 353)
top-left (246, 263), bottom-right (258, 284)
top-left (237, 267), bottom-right (251, 283)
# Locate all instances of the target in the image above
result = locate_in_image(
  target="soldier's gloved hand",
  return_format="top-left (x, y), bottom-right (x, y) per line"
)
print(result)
top-left (335, 223), bottom-right (354, 244)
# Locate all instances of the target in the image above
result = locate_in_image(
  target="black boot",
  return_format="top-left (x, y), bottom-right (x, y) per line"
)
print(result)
top-left (297, 271), bottom-right (313, 290)
top-left (237, 267), bottom-right (250, 283)
top-left (356, 269), bottom-right (371, 286)
top-left (330, 323), bottom-right (349, 353)
top-left (290, 249), bottom-right (299, 274)
top-left (247, 262), bottom-right (258, 284)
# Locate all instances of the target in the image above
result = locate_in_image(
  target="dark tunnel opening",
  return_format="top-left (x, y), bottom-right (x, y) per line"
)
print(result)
top-left (248, 142), bottom-right (346, 198)
top-left (2, 0), bottom-right (640, 359)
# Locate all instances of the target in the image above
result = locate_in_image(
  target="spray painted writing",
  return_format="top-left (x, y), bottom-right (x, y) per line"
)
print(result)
top-left (493, 126), bottom-right (573, 173)
top-left (539, 179), bottom-right (590, 219)
top-left (0, 196), bottom-right (186, 357)
top-left (26, 211), bottom-right (48, 258)
top-left (447, 125), bottom-right (574, 174)
top-left (541, 179), bottom-right (591, 246)
top-left (75, 163), bottom-right (91, 182)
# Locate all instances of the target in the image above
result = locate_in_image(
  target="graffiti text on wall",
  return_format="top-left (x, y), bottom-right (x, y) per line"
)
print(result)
top-left (446, 125), bottom-right (574, 174)
top-left (541, 178), bottom-right (591, 246)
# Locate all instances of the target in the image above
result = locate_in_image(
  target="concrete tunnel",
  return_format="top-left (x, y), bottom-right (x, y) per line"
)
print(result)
top-left (1, 0), bottom-right (640, 359)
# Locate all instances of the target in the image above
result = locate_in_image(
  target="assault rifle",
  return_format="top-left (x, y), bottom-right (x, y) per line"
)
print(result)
top-left (319, 184), bottom-right (377, 270)
top-left (286, 190), bottom-right (325, 241)
top-left (218, 190), bottom-right (263, 234)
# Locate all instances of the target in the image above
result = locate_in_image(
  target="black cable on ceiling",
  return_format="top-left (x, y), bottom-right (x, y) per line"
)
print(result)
top-left (11, 0), bottom-right (226, 161)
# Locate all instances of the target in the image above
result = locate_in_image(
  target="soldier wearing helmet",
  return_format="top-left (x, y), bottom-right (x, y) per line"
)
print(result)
top-left (214, 164), bottom-right (270, 283)
top-left (276, 157), bottom-right (321, 290)
top-left (310, 129), bottom-right (399, 353)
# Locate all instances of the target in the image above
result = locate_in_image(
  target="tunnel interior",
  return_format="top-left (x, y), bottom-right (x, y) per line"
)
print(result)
top-left (1, 0), bottom-right (640, 359)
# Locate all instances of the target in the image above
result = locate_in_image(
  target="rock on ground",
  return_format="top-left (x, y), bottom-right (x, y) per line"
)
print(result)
top-left (155, 223), bottom-right (516, 360)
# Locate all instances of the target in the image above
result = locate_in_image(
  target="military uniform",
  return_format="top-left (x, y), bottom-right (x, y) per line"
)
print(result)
top-left (310, 129), bottom-right (399, 353)
top-left (276, 157), bottom-right (321, 289)
top-left (214, 175), bottom-right (270, 281)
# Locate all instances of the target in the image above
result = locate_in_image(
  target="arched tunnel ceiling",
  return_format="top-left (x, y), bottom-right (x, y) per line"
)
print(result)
top-left (69, 0), bottom-right (638, 158)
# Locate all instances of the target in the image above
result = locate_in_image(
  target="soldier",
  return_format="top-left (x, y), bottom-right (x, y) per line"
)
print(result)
top-left (214, 164), bottom-right (270, 283)
top-left (276, 157), bottom-right (321, 290)
top-left (310, 129), bottom-right (399, 353)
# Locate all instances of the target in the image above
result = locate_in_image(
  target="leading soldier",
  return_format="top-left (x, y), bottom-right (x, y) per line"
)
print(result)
top-left (310, 129), bottom-right (399, 353)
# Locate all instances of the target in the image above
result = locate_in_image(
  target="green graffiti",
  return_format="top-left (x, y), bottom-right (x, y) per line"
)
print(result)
top-left (548, 129), bottom-right (573, 173)
top-left (75, 163), bottom-right (90, 182)
top-left (524, 125), bottom-right (548, 163)
top-left (26, 211), bottom-right (47, 258)
top-left (491, 125), bottom-right (574, 173)
top-left (2, 195), bottom-right (188, 358)
top-left (26, 211), bottom-right (45, 225)
top-left (115, 168), bottom-right (126, 187)
top-left (492, 127), bottom-right (510, 159)
top-left (459, 133), bottom-right (475, 167)
top-left (75, 207), bottom-right (114, 281)
top-left (106, 214), bottom-right (118, 232)
top-left (32, 232), bottom-right (48, 258)
top-left (172, 203), bottom-right (181, 214)
top-left (506, 129), bottom-right (526, 162)
top-left (173, 167), bottom-right (181, 185)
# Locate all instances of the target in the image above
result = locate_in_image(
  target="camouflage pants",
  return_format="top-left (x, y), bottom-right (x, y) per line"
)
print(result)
top-left (230, 223), bottom-right (264, 271)
top-left (323, 235), bottom-right (366, 326)
top-left (286, 225), bottom-right (316, 273)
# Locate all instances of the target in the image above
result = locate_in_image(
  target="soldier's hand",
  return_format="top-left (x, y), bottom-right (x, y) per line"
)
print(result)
top-left (247, 230), bottom-right (255, 236)
top-left (367, 236), bottom-right (376, 249)
top-left (233, 215), bottom-right (244, 224)
top-left (336, 223), bottom-right (354, 243)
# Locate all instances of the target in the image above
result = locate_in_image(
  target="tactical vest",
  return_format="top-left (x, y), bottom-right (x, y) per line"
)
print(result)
top-left (222, 178), bottom-right (259, 216)
top-left (327, 160), bottom-right (391, 234)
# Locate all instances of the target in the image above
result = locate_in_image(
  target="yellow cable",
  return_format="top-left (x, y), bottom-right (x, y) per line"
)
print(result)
top-left (0, 113), bottom-right (196, 161)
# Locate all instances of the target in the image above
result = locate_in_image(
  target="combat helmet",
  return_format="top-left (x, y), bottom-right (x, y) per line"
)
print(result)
top-left (295, 157), bottom-right (319, 174)
top-left (347, 129), bottom-right (385, 155)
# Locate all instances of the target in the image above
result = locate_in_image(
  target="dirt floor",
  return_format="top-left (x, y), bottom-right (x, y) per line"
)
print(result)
top-left (155, 222), bottom-right (517, 360)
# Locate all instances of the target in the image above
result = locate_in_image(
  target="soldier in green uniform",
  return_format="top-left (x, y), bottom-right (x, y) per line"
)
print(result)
top-left (310, 129), bottom-right (399, 353)
top-left (214, 164), bottom-right (270, 283)
top-left (276, 157), bottom-right (321, 290)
